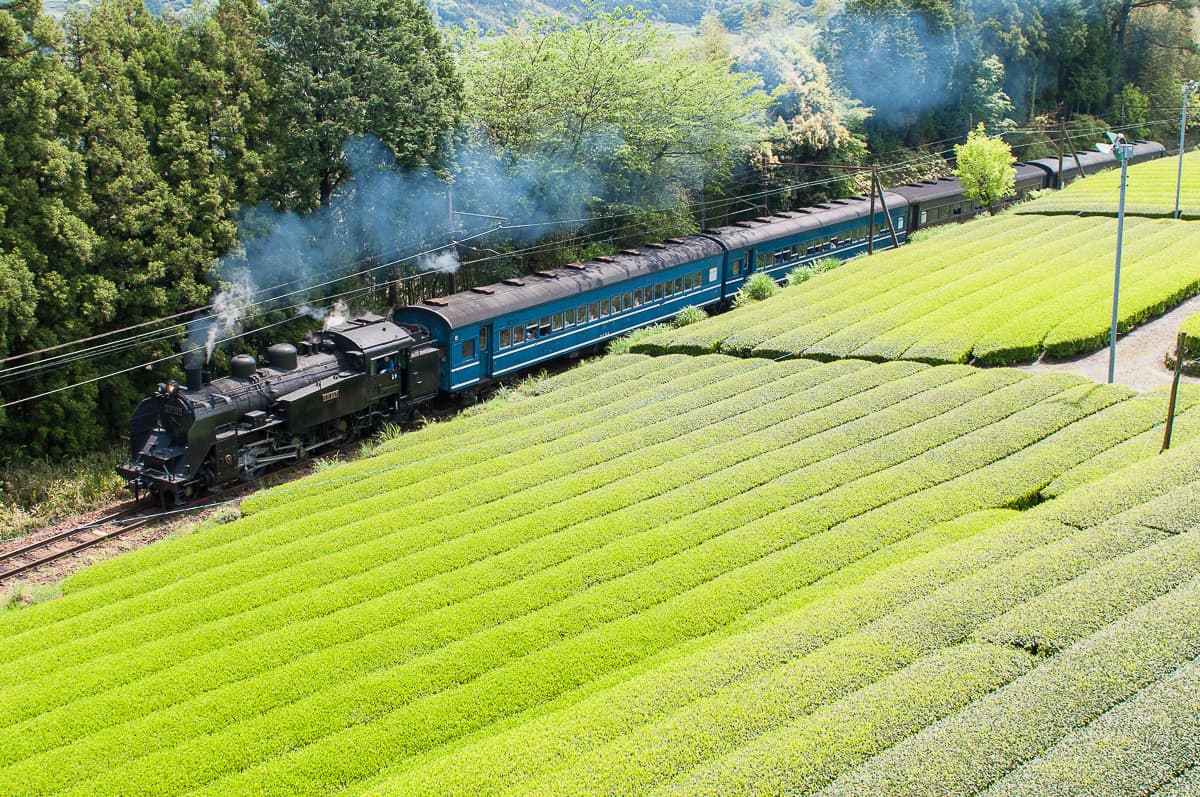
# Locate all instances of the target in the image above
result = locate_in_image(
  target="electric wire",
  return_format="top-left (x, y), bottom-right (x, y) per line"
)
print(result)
top-left (13, 145), bottom-right (938, 371)
top-left (0, 131), bottom-right (1146, 406)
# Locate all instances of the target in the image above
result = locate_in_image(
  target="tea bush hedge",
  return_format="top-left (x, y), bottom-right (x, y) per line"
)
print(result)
top-left (1015, 150), bottom-right (1200, 219)
top-left (2, 355), bottom-right (1199, 796)
top-left (630, 215), bottom-right (1200, 366)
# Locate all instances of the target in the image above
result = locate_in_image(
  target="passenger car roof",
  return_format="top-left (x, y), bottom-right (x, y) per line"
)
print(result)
top-left (397, 236), bottom-right (722, 330)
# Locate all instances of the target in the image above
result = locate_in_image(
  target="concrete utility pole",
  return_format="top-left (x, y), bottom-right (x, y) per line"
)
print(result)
top-left (1103, 134), bottom-right (1135, 384)
top-left (1176, 80), bottom-right (1197, 219)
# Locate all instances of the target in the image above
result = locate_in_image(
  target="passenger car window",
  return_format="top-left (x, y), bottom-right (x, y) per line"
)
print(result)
top-left (462, 339), bottom-right (475, 359)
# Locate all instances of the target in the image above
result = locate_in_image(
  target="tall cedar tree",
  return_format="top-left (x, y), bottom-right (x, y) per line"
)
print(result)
top-left (268, 0), bottom-right (463, 209)
top-left (0, 0), bottom-right (96, 454)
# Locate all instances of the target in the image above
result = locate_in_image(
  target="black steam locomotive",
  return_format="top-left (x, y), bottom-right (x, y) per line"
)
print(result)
top-left (118, 314), bottom-right (440, 502)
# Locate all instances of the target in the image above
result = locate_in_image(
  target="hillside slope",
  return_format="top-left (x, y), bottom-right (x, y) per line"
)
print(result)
top-left (2, 354), bottom-right (1199, 794)
top-left (634, 152), bottom-right (1200, 366)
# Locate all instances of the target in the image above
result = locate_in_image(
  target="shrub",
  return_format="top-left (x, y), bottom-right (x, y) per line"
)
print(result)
top-left (631, 213), bottom-right (1200, 368)
top-left (733, 273), bottom-right (779, 306)
top-left (785, 257), bottom-right (842, 287)
top-left (821, 576), bottom-right (1200, 797)
top-left (2, 357), bottom-right (1197, 796)
top-left (671, 306), bottom-right (707, 328)
top-left (985, 657), bottom-right (1200, 797)
top-left (607, 325), bottom-right (665, 354)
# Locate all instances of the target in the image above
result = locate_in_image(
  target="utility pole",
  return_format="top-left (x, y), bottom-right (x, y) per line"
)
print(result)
top-left (774, 162), bottom-right (902, 252)
top-left (1061, 120), bottom-right (1086, 180)
top-left (1163, 332), bottom-right (1187, 452)
top-left (1103, 134), bottom-right (1135, 384)
top-left (1176, 80), bottom-right (1197, 219)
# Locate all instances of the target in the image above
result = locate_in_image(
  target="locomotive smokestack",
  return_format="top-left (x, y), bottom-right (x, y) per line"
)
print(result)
top-left (183, 346), bottom-right (204, 391)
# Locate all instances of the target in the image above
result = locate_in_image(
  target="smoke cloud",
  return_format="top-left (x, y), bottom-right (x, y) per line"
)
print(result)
top-left (187, 134), bottom-right (604, 360)
top-left (827, 6), bottom-right (960, 127)
top-left (418, 250), bottom-right (459, 274)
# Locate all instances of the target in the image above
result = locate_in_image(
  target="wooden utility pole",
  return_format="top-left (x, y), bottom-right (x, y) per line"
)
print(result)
top-left (1061, 121), bottom-right (1087, 179)
top-left (1163, 331), bottom-right (1188, 452)
top-left (868, 176), bottom-right (876, 254)
top-left (774, 162), bottom-right (902, 251)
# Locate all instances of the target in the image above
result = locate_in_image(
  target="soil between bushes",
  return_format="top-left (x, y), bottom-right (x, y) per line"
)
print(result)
top-left (1017, 294), bottom-right (1200, 392)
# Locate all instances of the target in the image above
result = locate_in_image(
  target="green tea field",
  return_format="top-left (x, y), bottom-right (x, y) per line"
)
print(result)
top-left (633, 213), bottom-right (1200, 365)
top-left (3, 354), bottom-right (1200, 795)
top-left (1017, 149), bottom-right (1200, 219)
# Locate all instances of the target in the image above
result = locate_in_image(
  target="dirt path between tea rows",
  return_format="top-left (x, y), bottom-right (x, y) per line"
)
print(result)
top-left (1018, 295), bottom-right (1200, 393)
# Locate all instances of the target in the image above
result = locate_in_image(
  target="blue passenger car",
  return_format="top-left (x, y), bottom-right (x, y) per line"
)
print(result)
top-left (704, 195), bottom-right (909, 297)
top-left (393, 236), bottom-right (725, 393)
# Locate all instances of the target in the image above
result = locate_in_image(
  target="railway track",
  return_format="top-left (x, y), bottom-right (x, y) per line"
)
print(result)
top-left (0, 457), bottom-right (324, 582)
top-left (0, 376), bottom-right (553, 584)
top-left (0, 504), bottom-right (155, 581)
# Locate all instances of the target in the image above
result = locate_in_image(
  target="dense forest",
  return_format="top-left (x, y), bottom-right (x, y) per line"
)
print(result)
top-left (2, 0), bottom-right (1198, 460)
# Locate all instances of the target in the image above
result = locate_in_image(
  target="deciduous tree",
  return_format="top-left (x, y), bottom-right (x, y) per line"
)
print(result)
top-left (456, 4), bottom-right (768, 232)
top-left (953, 123), bottom-right (1016, 214)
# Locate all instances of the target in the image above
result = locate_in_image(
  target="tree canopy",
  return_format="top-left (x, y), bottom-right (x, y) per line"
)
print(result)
top-left (3, 0), bottom-right (1199, 462)
top-left (0, 0), bottom-right (465, 458)
top-left (953, 123), bottom-right (1016, 214)
top-left (454, 3), bottom-right (769, 232)
top-left (268, 0), bottom-right (463, 209)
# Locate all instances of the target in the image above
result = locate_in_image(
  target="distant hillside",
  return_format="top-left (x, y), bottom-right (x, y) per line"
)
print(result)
top-left (46, 0), bottom-right (759, 27)
top-left (48, 0), bottom-right (190, 17)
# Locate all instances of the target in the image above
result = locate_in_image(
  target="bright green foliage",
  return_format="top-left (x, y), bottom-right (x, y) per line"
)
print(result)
top-left (454, 4), bottom-right (767, 227)
top-left (1018, 151), bottom-right (1200, 220)
top-left (734, 272), bottom-right (779, 306)
top-left (1, 354), bottom-right (1199, 795)
top-left (953, 124), bottom-right (1017, 215)
top-left (633, 214), bottom-right (1200, 365)
top-left (1041, 388), bottom-right (1200, 499)
top-left (982, 655), bottom-right (1200, 797)
top-left (671, 306), bottom-right (706, 328)
top-left (822, 576), bottom-right (1200, 796)
top-left (1151, 765), bottom-right (1200, 796)
top-left (1181, 311), bottom-right (1200, 358)
top-left (786, 256), bottom-right (843, 287)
